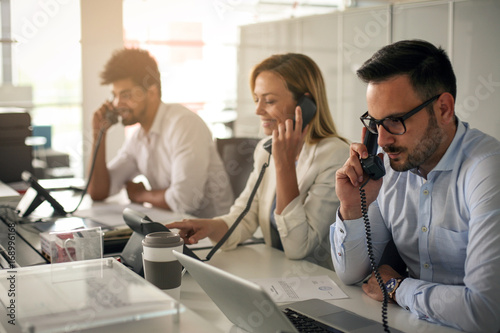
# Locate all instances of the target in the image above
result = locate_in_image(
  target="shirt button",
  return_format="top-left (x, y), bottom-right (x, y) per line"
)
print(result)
top-left (421, 227), bottom-right (428, 232)
top-left (423, 190), bottom-right (429, 195)
top-left (423, 263), bottom-right (430, 269)
top-left (337, 252), bottom-right (342, 256)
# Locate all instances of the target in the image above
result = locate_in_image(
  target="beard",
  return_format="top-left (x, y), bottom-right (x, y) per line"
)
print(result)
top-left (384, 112), bottom-right (446, 172)
top-left (120, 98), bottom-right (149, 126)
top-left (120, 108), bottom-right (135, 126)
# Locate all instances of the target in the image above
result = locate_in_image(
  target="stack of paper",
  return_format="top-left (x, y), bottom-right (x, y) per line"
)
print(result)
top-left (0, 181), bottom-right (20, 204)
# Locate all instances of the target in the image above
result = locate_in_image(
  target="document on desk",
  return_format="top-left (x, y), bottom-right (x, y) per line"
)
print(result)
top-left (74, 203), bottom-right (140, 227)
top-left (250, 275), bottom-right (348, 303)
top-left (0, 180), bottom-right (20, 203)
top-left (74, 202), bottom-right (192, 227)
top-left (75, 202), bottom-right (214, 248)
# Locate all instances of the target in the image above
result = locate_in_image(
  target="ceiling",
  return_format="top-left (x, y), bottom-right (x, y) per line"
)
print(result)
top-left (250, 0), bottom-right (430, 22)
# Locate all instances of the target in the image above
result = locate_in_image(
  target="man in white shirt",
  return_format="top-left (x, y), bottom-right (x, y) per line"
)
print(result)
top-left (87, 48), bottom-right (233, 218)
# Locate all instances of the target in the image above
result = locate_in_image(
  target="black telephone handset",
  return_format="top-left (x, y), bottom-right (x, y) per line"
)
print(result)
top-left (121, 208), bottom-right (201, 276)
top-left (360, 131), bottom-right (385, 180)
top-left (263, 95), bottom-right (317, 154)
top-left (105, 104), bottom-right (119, 125)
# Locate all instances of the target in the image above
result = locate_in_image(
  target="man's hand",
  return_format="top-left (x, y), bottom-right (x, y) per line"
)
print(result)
top-left (126, 181), bottom-right (147, 203)
top-left (92, 101), bottom-right (117, 133)
top-left (335, 131), bottom-right (384, 220)
top-left (165, 219), bottom-right (228, 245)
top-left (362, 264), bottom-right (401, 302)
top-left (126, 182), bottom-right (170, 209)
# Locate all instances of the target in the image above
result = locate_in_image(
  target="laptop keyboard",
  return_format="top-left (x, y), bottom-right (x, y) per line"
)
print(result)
top-left (283, 308), bottom-right (344, 333)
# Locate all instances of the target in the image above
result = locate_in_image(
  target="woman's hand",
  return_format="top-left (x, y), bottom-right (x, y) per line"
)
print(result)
top-left (271, 106), bottom-right (308, 168)
top-left (272, 106), bottom-right (309, 214)
top-left (165, 219), bottom-right (228, 245)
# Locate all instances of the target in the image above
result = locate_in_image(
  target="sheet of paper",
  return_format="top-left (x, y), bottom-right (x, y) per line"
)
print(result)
top-left (74, 202), bottom-right (193, 227)
top-left (73, 203), bottom-right (131, 227)
top-left (74, 201), bottom-right (215, 249)
top-left (250, 275), bottom-right (348, 303)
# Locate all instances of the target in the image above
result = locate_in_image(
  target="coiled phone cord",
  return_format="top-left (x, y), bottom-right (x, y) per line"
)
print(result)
top-left (360, 180), bottom-right (390, 333)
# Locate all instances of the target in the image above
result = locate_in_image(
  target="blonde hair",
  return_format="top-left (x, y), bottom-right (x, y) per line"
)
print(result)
top-left (250, 53), bottom-right (345, 144)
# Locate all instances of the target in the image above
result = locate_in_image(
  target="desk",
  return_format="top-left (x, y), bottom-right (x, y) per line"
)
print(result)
top-left (1, 191), bottom-right (223, 333)
top-left (8, 190), bottom-right (461, 333)
top-left (180, 244), bottom-right (461, 333)
top-left (0, 258), bottom-right (222, 333)
top-left (13, 189), bottom-right (198, 264)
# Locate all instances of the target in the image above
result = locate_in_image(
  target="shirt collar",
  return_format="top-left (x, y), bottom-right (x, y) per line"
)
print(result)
top-left (137, 102), bottom-right (165, 140)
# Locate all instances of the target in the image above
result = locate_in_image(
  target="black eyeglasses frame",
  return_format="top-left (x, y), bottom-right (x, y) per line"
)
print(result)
top-left (360, 94), bottom-right (442, 135)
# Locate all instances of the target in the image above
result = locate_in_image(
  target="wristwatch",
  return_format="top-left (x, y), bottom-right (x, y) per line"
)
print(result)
top-left (385, 277), bottom-right (404, 301)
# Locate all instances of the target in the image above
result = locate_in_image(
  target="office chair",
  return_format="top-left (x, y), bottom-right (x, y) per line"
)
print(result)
top-left (215, 137), bottom-right (260, 198)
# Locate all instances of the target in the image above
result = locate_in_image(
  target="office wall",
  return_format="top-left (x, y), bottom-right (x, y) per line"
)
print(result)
top-left (236, 0), bottom-right (500, 142)
top-left (452, 0), bottom-right (500, 139)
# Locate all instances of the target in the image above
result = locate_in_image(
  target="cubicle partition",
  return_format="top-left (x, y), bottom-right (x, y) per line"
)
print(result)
top-left (236, 0), bottom-right (500, 143)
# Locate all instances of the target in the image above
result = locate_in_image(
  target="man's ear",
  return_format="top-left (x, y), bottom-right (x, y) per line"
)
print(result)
top-left (147, 84), bottom-right (160, 98)
top-left (436, 92), bottom-right (455, 125)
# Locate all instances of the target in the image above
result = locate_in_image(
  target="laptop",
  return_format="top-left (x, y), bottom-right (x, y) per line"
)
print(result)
top-left (174, 251), bottom-right (404, 333)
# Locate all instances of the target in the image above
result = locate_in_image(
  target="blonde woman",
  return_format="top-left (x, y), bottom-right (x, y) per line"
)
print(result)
top-left (167, 53), bottom-right (349, 268)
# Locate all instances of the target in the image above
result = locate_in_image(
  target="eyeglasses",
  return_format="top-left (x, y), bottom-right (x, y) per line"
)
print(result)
top-left (360, 94), bottom-right (441, 135)
top-left (111, 86), bottom-right (147, 103)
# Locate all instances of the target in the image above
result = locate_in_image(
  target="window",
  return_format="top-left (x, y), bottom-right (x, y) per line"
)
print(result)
top-left (121, 0), bottom-right (340, 139)
top-left (1, 0), bottom-right (340, 179)
top-left (122, 0), bottom-right (258, 139)
top-left (6, 1), bottom-right (82, 178)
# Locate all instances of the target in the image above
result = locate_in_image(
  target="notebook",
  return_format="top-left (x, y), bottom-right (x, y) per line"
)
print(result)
top-left (174, 251), bottom-right (404, 333)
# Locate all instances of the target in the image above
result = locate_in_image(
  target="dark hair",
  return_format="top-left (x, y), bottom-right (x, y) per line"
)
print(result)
top-left (100, 48), bottom-right (162, 97)
top-left (356, 39), bottom-right (456, 102)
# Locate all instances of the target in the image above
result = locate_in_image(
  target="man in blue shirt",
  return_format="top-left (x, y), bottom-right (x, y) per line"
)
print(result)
top-left (330, 39), bottom-right (500, 332)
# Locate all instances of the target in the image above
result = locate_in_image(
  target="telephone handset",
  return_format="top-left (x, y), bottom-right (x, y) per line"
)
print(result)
top-left (104, 104), bottom-right (119, 125)
top-left (360, 131), bottom-right (385, 180)
top-left (263, 95), bottom-right (317, 154)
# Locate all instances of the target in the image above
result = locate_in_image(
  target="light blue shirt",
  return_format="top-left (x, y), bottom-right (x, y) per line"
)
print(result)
top-left (330, 121), bottom-right (500, 332)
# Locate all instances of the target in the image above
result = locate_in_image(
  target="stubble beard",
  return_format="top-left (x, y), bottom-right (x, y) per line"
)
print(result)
top-left (121, 98), bottom-right (149, 126)
top-left (386, 112), bottom-right (445, 172)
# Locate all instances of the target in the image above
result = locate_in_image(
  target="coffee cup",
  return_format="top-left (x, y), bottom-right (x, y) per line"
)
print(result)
top-left (142, 231), bottom-right (184, 300)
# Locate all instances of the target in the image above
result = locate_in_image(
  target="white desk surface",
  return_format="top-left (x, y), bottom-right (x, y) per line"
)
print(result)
top-left (0, 287), bottom-right (221, 333)
top-left (183, 244), bottom-right (461, 333)
top-left (0, 259), bottom-right (221, 333)
top-left (11, 190), bottom-right (461, 333)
